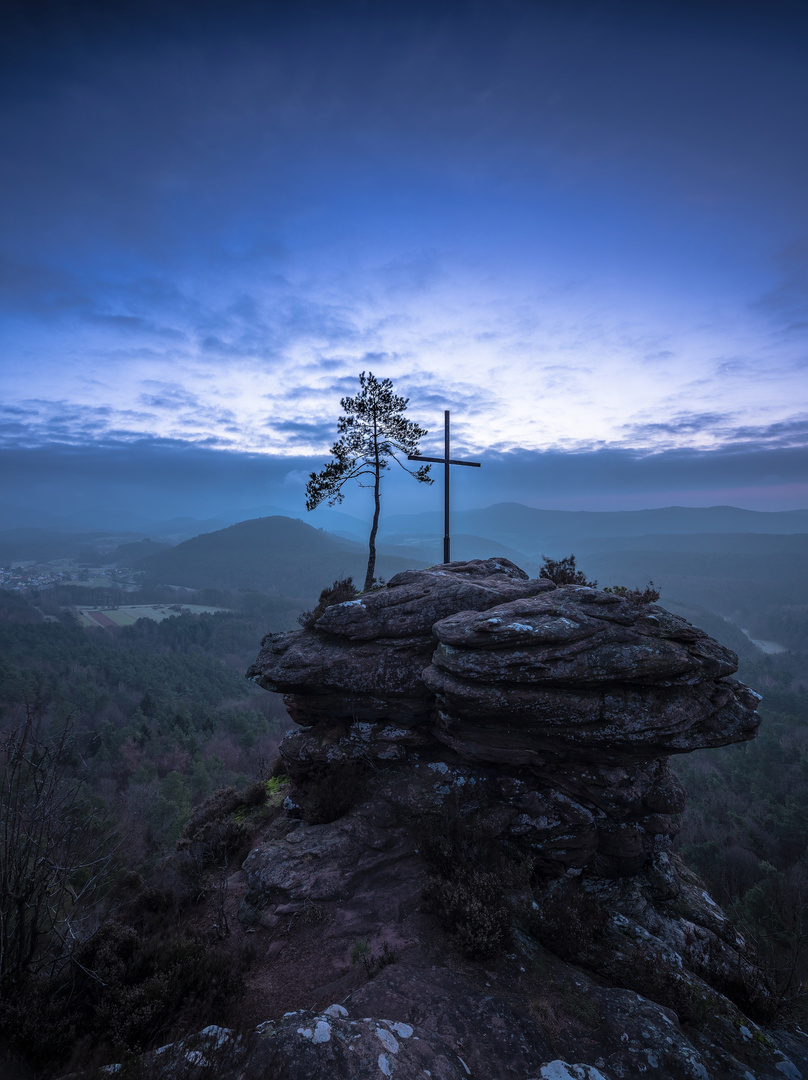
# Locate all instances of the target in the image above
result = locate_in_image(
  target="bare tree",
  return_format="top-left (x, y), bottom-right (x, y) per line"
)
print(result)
top-left (305, 371), bottom-right (432, 591)
top-left (0, 705), bottom-right (113, 988)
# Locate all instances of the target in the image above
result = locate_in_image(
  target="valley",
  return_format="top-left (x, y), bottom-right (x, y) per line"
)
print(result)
top-left (1, 501), bottom-right (807, 1077)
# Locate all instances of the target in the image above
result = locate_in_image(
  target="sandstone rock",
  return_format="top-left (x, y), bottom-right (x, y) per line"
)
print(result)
top-left (246, 560), bottom-right (761, 878)
top-left (248, 1007), bottom-right (472, 1079)
top-left (248, 630), bottom-right (435, 713)
top-left (313, 558), bottom-right (554, 640)
top-left (247, 560), bottom-right (554, 726)
top-left (227, 557), bottom-right (798, 1079)
top-left (426, 670), bottom-right (760, 765)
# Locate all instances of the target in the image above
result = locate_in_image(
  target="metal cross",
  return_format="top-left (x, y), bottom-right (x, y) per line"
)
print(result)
top-left (408, 410), bottom-right (481, 564)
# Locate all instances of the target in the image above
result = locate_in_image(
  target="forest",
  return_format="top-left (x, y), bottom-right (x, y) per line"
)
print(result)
top-left (0, 586), bottom-right (295, 867)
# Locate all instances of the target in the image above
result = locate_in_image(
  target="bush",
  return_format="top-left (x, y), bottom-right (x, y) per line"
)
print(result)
top-left (350, 938), bottom-right (399, 977)
top-left (417, 801), bottom-right (525, 958)
top-left (298, 577), bottom-right (358, 630)
top-left (603, 582), bottom-right (661, 603)
top-left (0, 922), bottom-right (245, 1069)
top-left (423, 870), bottom-right (510, 959)
top-left (0, 711), bottom-right (114, 988)
top-left (539, 555), bottom-right (597, 587)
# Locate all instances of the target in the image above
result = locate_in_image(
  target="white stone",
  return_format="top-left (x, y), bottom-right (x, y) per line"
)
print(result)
top-left (376, 1026), bottom-right (399, 1053)
top-left (325, 1004), bottom-right (349, 1018)
top-left (312, 1021), bottom-right (332, 1044)
top-left (539, 1063), bottom-right (610, 1080)
top-left (775, 1059), bottom-right (802, 1080)
top-left (199, 1025), bottom-right (232, 1048)
top-left (388, 1021), bottom-right (414, 1038)
top-left (378, 1053), bottom-right (394, 1077)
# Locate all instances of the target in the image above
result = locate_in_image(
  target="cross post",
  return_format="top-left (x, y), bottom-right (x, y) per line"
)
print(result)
top-left (408, 410), bottom-right (481, 563)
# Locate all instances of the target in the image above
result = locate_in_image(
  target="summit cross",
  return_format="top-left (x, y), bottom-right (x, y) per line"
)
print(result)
top-left (408, 409), bottom-right (481, 564)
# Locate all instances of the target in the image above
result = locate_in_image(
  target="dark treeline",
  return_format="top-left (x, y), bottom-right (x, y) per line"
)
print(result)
top-left (673, 651), bottom-right (808, 1014)
top-left (0, 587), bottom-right (303, 1075)
top-left (0, 588), bottom-right (296, 867)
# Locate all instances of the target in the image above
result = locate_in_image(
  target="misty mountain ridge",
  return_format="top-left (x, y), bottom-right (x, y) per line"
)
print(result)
top-left (5, 499), bottom-right (808, 548)
top-left (381, 502), bottom-right (808, 553)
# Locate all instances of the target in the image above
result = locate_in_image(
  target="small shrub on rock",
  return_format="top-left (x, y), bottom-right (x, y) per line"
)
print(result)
top-left (603, 581), bottom-right (661, 603)
top-left (350, 938), bottom-right (400, 977)
top-left (298, 577), bottom-right (358, 630)
top-left (539, 555), bottom-right (597, 587)
top-left (423, 870), bottom-right (510, 959)
top-left (417, 801), bottom-right (524, 959)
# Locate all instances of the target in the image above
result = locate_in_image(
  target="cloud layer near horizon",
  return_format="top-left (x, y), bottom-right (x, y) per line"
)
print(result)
top-left (2, 440), bottom-right (805, 528)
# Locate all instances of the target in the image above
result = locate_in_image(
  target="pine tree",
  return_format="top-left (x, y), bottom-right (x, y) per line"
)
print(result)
top-left (305, 372), bottom-right (432, 591)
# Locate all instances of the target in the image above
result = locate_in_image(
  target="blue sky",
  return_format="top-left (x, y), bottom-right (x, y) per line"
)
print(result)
top-left (1, 0), bottom-right (807, 521)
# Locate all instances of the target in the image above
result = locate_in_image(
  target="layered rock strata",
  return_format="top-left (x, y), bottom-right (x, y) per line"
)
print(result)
top-left (247, 557), bottom-right (760, 878)
top-left (231, 558), bottom-right (808, 1079)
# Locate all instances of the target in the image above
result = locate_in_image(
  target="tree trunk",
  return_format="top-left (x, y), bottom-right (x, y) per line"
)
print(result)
top-left (365, 414), bottom-right (381, 591)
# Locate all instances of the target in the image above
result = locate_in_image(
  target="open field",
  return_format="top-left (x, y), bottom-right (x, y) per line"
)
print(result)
top-left (75, 604), bottom-right (230, 628)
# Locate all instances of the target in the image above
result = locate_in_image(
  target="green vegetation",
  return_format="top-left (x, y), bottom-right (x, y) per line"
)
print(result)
top-left (538, 554), bottom-right (598, 587)
top-left (539, 554), bottom-right (658, 601)
top-left (0, 739), bottom-right (283, 1073)
top-left (0, 588), bottom-right (294, 870)
top-left (350, 938), bottom-right (399, 977)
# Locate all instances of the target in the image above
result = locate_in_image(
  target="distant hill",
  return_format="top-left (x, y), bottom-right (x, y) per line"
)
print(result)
top-left (576, 542), bottom-right (808, 616)
top-left (380, 532), bottom-right (532, 568)
top-left (574, 532), bottom-right (808, 555)
top-left (138, 516), bottom-right (429, 597)
top-left (382, 503), bottom-right (808, 556)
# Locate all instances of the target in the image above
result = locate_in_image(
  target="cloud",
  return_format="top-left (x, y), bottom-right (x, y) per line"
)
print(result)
top-left (621, 411), bottom-right (731, 440)
top-left (1, 0), bottom-right (807, 490)
top-left (0, 438), bottom-right (805, 529)
top-left (621, 412), bottom-right (808, 452)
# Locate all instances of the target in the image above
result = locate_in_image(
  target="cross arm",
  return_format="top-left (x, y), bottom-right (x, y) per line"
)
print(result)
top-left (408, 454), bottom-right (481, 467)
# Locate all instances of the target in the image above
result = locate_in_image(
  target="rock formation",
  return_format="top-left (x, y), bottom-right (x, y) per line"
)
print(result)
top-left (248, 559), bottom-right (759, 880)
top-left (230, 559), bottom-right (805, 1078)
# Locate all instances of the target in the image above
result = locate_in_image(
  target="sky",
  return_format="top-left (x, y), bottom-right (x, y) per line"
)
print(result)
top-left (1, 0), bottom-right (807, 526)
